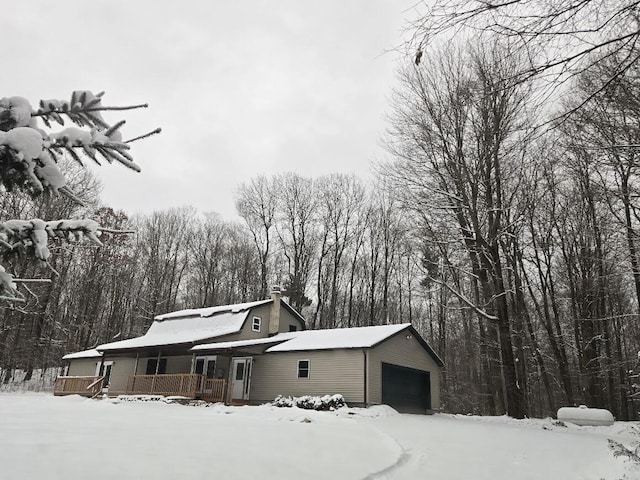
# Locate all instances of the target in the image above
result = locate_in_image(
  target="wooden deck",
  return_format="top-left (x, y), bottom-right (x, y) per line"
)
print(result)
top-left (54, 374), bottom-right (228, 403)
top-left (53, 376), bottom-right (103, 397)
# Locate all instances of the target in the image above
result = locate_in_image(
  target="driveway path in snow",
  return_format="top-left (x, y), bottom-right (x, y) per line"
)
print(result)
top-left (365, 413), bottom-right (635, 479)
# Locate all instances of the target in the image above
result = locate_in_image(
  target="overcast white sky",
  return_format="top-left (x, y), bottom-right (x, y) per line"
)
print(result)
top-left (3, 1), bottom-right (418, 220)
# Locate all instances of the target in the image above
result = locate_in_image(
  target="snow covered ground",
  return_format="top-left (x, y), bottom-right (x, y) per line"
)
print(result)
top-left (0, 393), bottom-right (637, 480)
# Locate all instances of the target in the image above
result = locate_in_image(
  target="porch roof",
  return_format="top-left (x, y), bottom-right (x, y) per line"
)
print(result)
top-left (191, 333), bottom-right (297, 352)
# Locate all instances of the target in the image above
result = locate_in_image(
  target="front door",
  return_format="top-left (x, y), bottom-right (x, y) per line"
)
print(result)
top-left (231, 357), bottom-right (252, 401)
top-left (95, 361), bottom-right (113, 392)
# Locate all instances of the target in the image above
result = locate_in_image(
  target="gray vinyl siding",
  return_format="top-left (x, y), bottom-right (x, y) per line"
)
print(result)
top-left (234, 304), bottom-right (273, 340)
top-left (250, 349), bottom-right (365, 404)
top-left (232, 304), bottom-right (305, 341)
top-left (166, 355), bottom-right (192, 374)
top-left (277, 308), bottom-right (306, 333)
top-left (104, 356), bottom-right (137, 395)
top-left (67, 358), bottom-right (100, 376)
top-left (367, 332), bottom-right (441, 410)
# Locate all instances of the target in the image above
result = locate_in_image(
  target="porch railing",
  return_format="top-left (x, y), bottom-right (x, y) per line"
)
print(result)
top-left (201, 378), bottom-right (227, 403)
top-left (54, 376), bottom-right (104, 397)
top-left (126, 374), bottom-right (203, 398)
top-left (126, 374), bottom-right (227, 402)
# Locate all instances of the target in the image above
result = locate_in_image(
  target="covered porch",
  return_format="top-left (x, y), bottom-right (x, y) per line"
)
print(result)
top-left (54, 372), bottom-right (228, 402)
top-left (125, 373), bottom-right (227, 402)
top-left (55, 335), bottom-right (287, 403)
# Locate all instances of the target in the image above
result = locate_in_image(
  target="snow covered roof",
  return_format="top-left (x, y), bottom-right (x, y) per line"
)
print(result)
top-left (155, 300), bottom-right (271, 321)
top-left (192, 324), bottom-right (415, 355)
top-left (62, 348), bottom-right (102, 360)
top-left (98, 300), bottom-right (272, 352)
top-left (265, 324), bottom-right (412, 352)
top-left (191, 333), bottom-right (298, 352)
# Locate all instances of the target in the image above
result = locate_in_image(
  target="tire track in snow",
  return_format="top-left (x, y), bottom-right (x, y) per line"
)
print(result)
top-left (361, 425), bottom-right (417, 480)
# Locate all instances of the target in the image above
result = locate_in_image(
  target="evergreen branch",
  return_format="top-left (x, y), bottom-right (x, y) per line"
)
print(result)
top-left (124, 127), bottom-right (162, 143)
top-left (32, 103), bottom-right (149, 118)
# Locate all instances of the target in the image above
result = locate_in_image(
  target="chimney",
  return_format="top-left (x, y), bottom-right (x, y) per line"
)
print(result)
top-left (269, 285), bottom-right (282, 335)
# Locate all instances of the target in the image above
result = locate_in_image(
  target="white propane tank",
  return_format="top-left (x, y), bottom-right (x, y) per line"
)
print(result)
top-left (557, 405), bottom-right (614, 426)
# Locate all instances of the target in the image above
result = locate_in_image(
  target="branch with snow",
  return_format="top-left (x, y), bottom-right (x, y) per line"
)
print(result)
top-left (1, 218), bottom-right (109, 261)
top-left (0, 90), bottom-right (157, 304)
top-left (0, 92), bottom-right (160, 199)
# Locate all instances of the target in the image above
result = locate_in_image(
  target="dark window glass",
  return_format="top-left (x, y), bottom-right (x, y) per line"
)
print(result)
top-left (205, 360), bottom-right (216, 379)
top-left (146, 358), bottom-right (167, 375)
top-left (298, 360), bottom-right (309, 378)
top-left (195, 358), bottom-right (204, 375)
top-left (252, 317), bottom-right (261, 331)
top-left (289, 325), bottom-right (297, 332)
top-left (146, 359), bottom-right (157, 375)
top-left (235, 363), bottom-right (245, 381)
top-left (158, 358), bottom-right (167, 374)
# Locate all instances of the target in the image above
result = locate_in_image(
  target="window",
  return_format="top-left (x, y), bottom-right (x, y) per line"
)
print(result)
top-left (297, 360), bottom-right (310, 379)
top-left (289, 325), bottom-right (297, 332)
top-left (235, 362), bottom-right (245, 380)
top-left (252, 316), bottom-right (262, 332)
top-left (195, 356), bottom-right (217, 379)
top-left (146, 358), bottom-right (167, 375)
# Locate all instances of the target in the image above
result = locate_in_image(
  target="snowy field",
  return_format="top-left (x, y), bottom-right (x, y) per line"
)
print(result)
top-left (0, 393), bottom-right (638, 480)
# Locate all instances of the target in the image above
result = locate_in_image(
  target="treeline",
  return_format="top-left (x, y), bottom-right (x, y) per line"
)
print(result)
top-left (0, 171), bottom-right (428, 392)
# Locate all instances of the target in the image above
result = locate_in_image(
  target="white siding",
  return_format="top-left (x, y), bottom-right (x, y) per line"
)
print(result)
top-left (67, 358), bottom-right (99, 376)
top-left (104, 356), bottom-right (137, 395)
top-left (367, 332), bottom-right (441, 410)
top-left (250, 350), bottom-right (365, 404)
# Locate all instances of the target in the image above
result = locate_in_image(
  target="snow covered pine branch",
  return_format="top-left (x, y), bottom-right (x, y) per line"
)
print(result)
top-left (0, 91), bottom-right (159, 302)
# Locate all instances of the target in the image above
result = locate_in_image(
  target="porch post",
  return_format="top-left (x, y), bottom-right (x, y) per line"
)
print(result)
top-left (97, 353), bottom-right (105, 378)
top-left (133, 353), bottom-right (139, 376)
top-left (154, 351), bottom-right (161, 375)
top-left (190, 353), bottom-right (196, 374)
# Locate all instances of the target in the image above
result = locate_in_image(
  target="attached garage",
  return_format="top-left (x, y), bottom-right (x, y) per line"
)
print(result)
top-left (367, 327), bottom-right (443, 413)
top-left (381, 363), bottom-right (431, 413)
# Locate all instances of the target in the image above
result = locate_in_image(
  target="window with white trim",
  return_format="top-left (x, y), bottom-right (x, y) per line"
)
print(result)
top-left (297, 360), bottom-right (310, 378)
top-left (252, 316), bottom-right (262, 332)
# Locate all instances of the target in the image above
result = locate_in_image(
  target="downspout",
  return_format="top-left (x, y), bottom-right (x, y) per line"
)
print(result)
top-left (363, 348), bottom-right (368, 407)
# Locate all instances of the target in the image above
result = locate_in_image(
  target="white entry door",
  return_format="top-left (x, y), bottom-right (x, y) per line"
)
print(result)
top-left (231, 357), bottom-right (252, 400)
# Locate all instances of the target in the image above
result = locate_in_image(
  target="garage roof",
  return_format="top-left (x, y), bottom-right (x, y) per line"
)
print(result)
top-left (265, 323), bottom-right (411, 352)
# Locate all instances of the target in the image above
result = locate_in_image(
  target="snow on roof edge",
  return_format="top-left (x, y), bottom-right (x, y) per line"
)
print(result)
top-left (62, 348), bottom-right (102, 360)
top-left (155, 299), bottom-right (271, 321)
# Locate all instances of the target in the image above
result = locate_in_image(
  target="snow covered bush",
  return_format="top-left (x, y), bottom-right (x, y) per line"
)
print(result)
top-left (273, 394), bottom-right (346, 411)
top-left (0, 91), bottom-right (159, 302)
